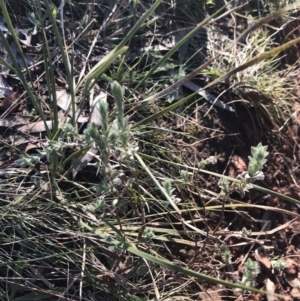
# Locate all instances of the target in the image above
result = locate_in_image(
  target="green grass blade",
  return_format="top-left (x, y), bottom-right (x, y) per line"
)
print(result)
top-left (41, 28), bottom-right (59, 136)
top-left (77, 46), bottom-right (128, 122)
top-left (78, 0), bottom-right (163, 94)
top-left (204, 36), bottom-right (300, 90)
top-left (0, 57), bottom-right (15, 72)
top-left (93, 231), bottom-right (283, 298)
top-left (0, 0), bottom-right (33, 79)
top-left (135, 153), bottom-right (181, 214)
top-left (133, 1), bottom-right (232, 93)
top-left (139, 1), bottom-right (300, 104)
top-left (116, 0), bottom-right (163, 50)
top-left (43, 0), bottom-right (76, 126)
top-left (80, 46), bottom-right (129, 92)
top-left (15, 291), bottom-right (60, 301)
top-left (132, 92), bottom-right (197, 128)
top-left (9, 263), bottom-right (22, 299)
top-left (0, 31), bottom-right (50, 136)
top-left (139, 153), bottom-right (300, 206)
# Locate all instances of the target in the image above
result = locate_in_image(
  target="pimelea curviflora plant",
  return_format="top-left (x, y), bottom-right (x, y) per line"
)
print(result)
top-left (219, 143), bottom-right (269, 197)
top-left (218, 244), bottom-right (232, 265)
top-left (235, 258), bottom-right (261, 295)
top-left (83, 81), bottom-right (138, 197)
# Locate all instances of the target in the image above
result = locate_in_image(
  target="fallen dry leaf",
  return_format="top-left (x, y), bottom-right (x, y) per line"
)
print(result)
top-left (56, 89), bottom-right (87, 123)
top-left (198, 289), bottom-right (223, 301)
top-left (71, 93), bottom-right (106, 177)
top-left (0, 115), bottom-right (30, 127)
top-left (72, 147), bottom-right (98, 178)
top-left (264, 278), bottom-right (276, 301)
top-left (18, 28), bottom-right (32, 47)
top-left (16, 119), bottom-right (69, 133)
top-left (0, 74), bottom-right (12, 95)
top-left (89, 91), bottom-right (106, 126)
top-left (0, 91), bottom-right (20, 111)
top-left (254, 246), bottom-right (272, 272)
top-left (231, 155), bottom-right (247, 173)
top-left (25, 142), bottom-right (42, 153)
top-left (291, 288), bottom-right (300, 299)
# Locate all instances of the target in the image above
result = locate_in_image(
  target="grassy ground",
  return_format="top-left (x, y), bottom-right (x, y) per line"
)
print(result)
top-left (0, 0), bottom-right (300, 300)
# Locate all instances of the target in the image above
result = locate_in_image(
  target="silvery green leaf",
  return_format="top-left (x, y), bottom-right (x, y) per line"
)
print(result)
top-left (241, 227), bottom-right (251, 236)
top-left (112, 199), bottom-right (119, 207)
top-left (206, 155), bottom-right (219, 165)
top-left (108, 129), bottom-right (118, 145)
top-left (61, 123), bottom-right (78, 137)
top-left (174, 197), bottom-right (181, 203)
top-left (112, 169), bottom-right (125, 178)
top-left (94, 183), bottom-right (109, 194)
top-left (126, 178), bottom-right (135, 186)
top-left (120, 131), bottom-right (130, 147)
top-left (112, 177), bottom-right (122, 186)
top-left (37, 150), bottom-right (48, 156)
top-left (111, 80), bottom-right (125, 120)
top-left (248, 143), bottom-right (268, 177)
top-left (180, 170), bottom-right (188, 182)
top-left (98, 97), bottom-right (108, 134)
top-left (15, 155), bottom-right (40, 167)
top-left (271, 258), bottom-right (287, 270)
top-left (219, 177), bottom-right (229, 193)
top-left (143, 228), bottom-right (155, 239)
top-left (234, 288), bottom-right (242, 295)
top-left (251, 171), bottom-right (265, 181)
top-left (241, 183), bottom-right (253, 193)
top-left (94, 199), bottom-right (105, 212)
